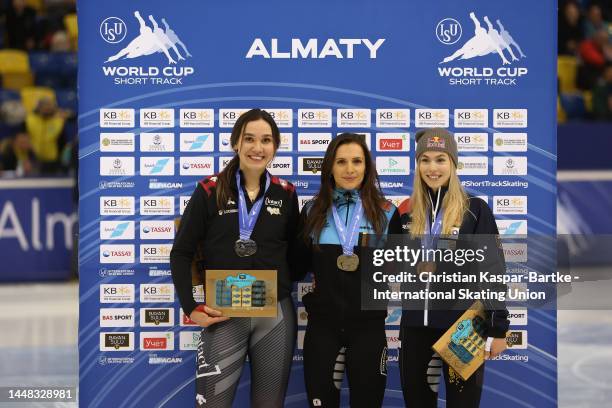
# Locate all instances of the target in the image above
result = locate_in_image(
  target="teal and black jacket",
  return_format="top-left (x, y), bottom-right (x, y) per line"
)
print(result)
top-left (293, 188), bottom-right (402, 327)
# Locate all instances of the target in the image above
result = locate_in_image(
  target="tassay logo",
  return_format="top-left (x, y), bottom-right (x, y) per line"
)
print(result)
top-left (437, 12), bottom-right (527, 86)
top-left (102, 12), bottom-right (195, 85)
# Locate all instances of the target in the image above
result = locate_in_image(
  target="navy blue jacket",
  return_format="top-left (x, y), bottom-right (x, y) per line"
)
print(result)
top-left (398, 187), bottom-right (509, 338)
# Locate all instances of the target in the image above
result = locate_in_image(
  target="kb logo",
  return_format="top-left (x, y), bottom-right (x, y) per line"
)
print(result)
top-left (100, 17), bottom-right (127, 44)
top-left (436, 18), bottom-right (462, 45)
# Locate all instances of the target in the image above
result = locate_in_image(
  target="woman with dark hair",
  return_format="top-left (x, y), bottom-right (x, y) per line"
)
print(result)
top-left (171, 109), bottom-right (299, 407)
top-left (397, 128), bottom-right (509, 408)
top-left (294, 133), bottom-right (402, 407)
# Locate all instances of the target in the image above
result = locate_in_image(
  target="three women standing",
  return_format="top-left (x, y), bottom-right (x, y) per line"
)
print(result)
top-left (172, 114), bottom-right (509, 408)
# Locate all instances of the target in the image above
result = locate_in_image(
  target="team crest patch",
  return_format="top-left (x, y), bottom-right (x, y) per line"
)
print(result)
top-left (266, 206), bottom-right (281, 215)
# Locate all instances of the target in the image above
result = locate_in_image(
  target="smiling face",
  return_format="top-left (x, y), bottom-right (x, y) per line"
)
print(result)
top-left (234, 118), bottom-right (276, 174)
top-left (418, 151), bottom-right (452, 190)
top-left (331, 142), bottom-right (365, 190)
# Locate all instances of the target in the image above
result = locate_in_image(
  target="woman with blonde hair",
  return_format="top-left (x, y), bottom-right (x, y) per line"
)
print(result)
top-left (397, 128), bottom-right (509, 408)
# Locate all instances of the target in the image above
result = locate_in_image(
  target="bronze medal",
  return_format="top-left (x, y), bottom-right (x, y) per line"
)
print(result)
top-left (234, 239), bottom-right (257, 257)
top-left (337, 254), bottom-right (359, 272)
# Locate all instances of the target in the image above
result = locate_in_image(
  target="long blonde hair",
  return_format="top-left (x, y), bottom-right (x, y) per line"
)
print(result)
top-left (410, 159), bottom-right (468, 237)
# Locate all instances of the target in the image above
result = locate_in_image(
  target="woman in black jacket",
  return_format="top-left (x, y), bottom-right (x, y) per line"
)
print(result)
top-left (171, 109), bottom-right (299, 407)
top-left (398, 128), bottom-right (509, 408)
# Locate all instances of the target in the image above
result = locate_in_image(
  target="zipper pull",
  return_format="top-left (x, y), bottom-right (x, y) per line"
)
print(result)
top-left (344, 191), bottom-right (352, 225)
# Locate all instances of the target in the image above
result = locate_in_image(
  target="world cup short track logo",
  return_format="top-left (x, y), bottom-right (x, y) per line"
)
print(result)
top-left (436, 18), bottom-right (462, 45)
top-left (104, 11), bottom-right (193, 65)
top-left (100, 17), bottom-right (127, 44)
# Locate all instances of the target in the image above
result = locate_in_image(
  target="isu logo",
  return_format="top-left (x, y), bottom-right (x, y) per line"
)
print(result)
top-left (436, 18), bottom-right (462, 45)
top-left (100, 17), bottom-right (127, 44)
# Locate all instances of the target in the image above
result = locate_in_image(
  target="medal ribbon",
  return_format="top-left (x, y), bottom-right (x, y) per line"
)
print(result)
top-left (423, 191), bottom-right (444, 261)
top-left (331, 197), bottom-right (363, 256)
top-left (236, 171), bottom-right (271, 240)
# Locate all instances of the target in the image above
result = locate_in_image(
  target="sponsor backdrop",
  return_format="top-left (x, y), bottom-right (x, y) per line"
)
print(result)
top-left (0, 179), bottom-right (76, 281)
top-left (79, 0), bottom-right (557, 406)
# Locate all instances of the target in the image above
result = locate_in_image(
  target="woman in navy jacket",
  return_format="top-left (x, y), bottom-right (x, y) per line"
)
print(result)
top-left (397, 128), bottom-right (509, 408)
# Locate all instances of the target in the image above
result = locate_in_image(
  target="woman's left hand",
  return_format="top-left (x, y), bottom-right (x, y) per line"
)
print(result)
top-left (485, 338), bottom-right (507, 359)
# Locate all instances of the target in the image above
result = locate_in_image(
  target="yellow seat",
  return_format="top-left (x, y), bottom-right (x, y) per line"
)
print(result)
top-left (64, 14), bottom-right (78, 50)
top-left (557, 97), bottom-right (567, 124)
top-left (20, 86), bottom-right (57, 113)
top-left (0, 49), bottom-right (30, 74)
top-left (2, 72), bottom-right (34, 91)
top-left (582, 90), bottom-right (593, 112)
top-left (558, 56), bottom-right (578, 93)
top-left (25, 0), bottom-right (44, 11)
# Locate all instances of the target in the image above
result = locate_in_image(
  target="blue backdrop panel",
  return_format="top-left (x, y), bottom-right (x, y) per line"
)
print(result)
top-left (558, 179), bottom-right (612, 265)
top-left (558, 123), bottom-right (612, 170)
top-left (78, 0), bottom-right (557, 406)
top-left (0, 179), bottom-right (76, 281)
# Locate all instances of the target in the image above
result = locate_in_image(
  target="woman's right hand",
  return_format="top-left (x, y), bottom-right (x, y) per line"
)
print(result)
top-left (189, 305), bottom-right (230, 327)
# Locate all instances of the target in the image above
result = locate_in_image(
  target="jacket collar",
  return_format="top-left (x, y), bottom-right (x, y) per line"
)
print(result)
top-left (426, 185), bottom-right (448, 203)
top-left (235, 169), bottom-right (269, 189)
top-left (233, 169), bottom-right (269, 201)
top-left (426, 185), bottom-right (448, 220)
top-left (332, 187), bottom-right (360, 205)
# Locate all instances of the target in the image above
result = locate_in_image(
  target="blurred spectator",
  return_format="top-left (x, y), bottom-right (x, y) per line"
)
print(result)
top-left (0, 99), bottom-right (26, 127)
top-left (5, 0), bottom-right (38, 50)
top-left (578, 28), bottom-right (612, 89)
top-left (25, 97), bottom-right (69, 174)
top-left (584, 3), bottom-right (610, 41)
top-left (50, 30), bottom-right (71, 52)
top-left (559, 1), bottom-right (584, 55)
top-left (0, 130), bottom-right (38, 176)
top-left (592, 64), bottom-right (612, 120)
